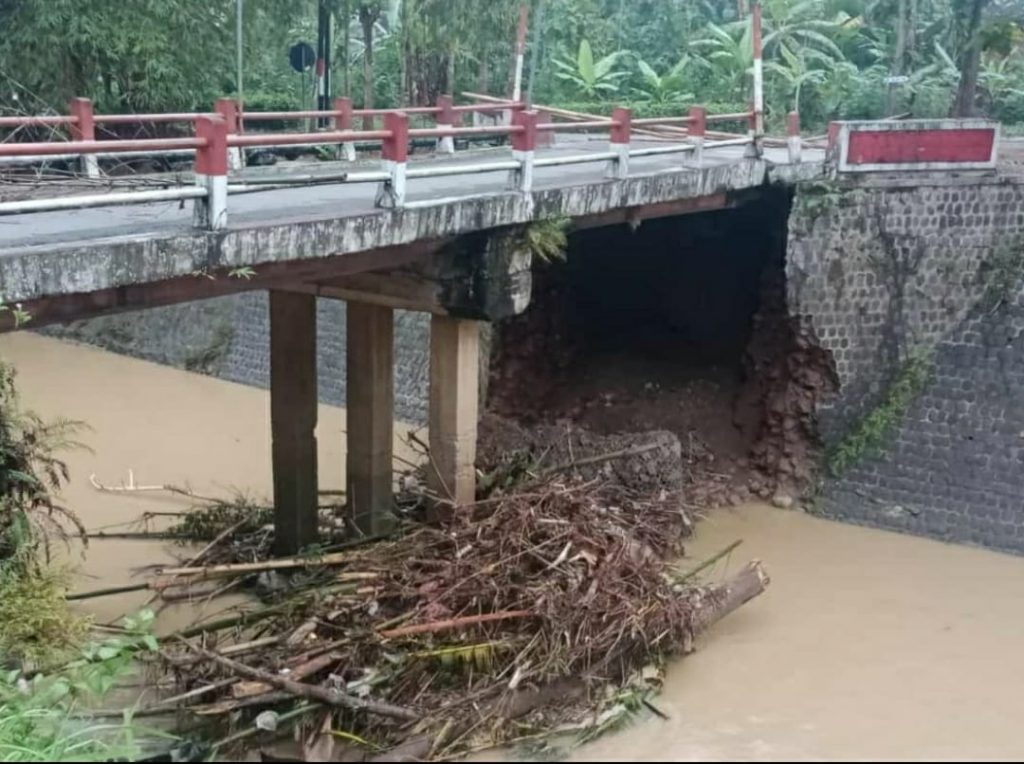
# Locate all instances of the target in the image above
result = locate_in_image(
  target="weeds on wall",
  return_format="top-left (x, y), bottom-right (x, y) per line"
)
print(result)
top-left (791, 181), bottom-right (869, 235)
top-left (827, 349), bottom-right (935, 477)
top-left (978, 236), bottom-right (1024, 313)
top-left (521, 217), bottom-right (570, 264)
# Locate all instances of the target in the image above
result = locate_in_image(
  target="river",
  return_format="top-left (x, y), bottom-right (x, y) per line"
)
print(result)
top-left (3, 332), bottom-right (1024, 761)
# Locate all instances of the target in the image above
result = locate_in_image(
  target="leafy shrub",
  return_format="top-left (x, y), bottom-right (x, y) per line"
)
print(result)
top-left (0, 611), bottom-right (165, 762)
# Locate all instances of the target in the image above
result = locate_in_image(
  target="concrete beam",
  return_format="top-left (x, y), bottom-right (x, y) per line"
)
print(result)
top-left (270, 290), bottom-right (319, 556)
top-left (283, 226), bottom-right (534, 321)
top-left (1, 238), bottom-right (451, 333)
top-left (429, 315), bottom-right (480, 506)
top-left (346, 302), bottom-right (395, 536)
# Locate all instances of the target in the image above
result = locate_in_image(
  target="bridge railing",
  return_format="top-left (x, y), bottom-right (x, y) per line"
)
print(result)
top-left (0, 1), bottom-right (773, 228)
top-left (0, 95), bottom-right (530, 174)
top-left (0, 97), bottom-right (771, 227)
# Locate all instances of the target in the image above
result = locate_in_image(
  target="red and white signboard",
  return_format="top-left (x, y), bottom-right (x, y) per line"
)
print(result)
top-left (829, 119), bottom-right (1000, 173)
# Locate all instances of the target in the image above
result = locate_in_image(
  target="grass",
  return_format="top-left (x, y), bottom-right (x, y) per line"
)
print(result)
top-left (0, 558), bottom-right (90, 666)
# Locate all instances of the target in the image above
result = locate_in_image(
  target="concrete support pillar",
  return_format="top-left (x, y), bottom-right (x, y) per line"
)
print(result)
top-left (346, 302), bottom-right (395, 536)
top-left (270, 291), bottom-right (319, 556)
top-left (429, 316), bottom-right (480, 506)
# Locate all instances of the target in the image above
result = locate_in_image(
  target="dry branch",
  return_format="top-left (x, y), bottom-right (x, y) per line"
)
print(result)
top-left (182, 641), bottom-right (420, 722)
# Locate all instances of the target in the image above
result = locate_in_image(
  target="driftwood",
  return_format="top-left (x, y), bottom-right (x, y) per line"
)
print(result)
top-left (156, 552), bottom-right (364, 583)
top-left (378, 610), bottom-right (533, 640)
top-left (229, 650), bottom-right (346, 700)
top-left (182, 642), bottom-right (420, 722)
top-left (373, 561), bottom-right (769, 762)
top-left (371, 678), bottom-right (588, 763)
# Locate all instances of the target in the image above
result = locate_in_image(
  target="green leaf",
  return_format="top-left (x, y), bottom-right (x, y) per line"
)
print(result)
top-left (637, 59), bottom-right (660, 86)
top-left (578, 39), bottom-right (596, 84)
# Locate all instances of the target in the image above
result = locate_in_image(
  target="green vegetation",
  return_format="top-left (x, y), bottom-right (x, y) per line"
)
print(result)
top-left (828, 350), bottom-right (935, 476)
top-left (1, 1), bottom-right (1022, 131)
top-left (0, 361), bottom-right (85, 562)
top-left (978, 235), bottom-right (1024, 312)
top-left (0, 560), bottom-right (89, 665)
top-left (1, 359), bottom-right (92, 669)
top-left (0, 611), bottom-right (165, 762)
top-left (521, 216), bottom-right (570, 263)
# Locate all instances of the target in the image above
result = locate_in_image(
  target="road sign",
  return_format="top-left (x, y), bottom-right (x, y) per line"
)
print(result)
top-left (289, 42), bottom-right (316, 73)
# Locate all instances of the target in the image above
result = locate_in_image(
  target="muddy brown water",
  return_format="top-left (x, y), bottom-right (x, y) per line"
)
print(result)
top-left (3, 332), bottom-right (1024, 760)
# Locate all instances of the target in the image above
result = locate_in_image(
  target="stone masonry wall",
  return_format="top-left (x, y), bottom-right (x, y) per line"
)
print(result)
top-left (787, 176), bottom-right (1024, 553)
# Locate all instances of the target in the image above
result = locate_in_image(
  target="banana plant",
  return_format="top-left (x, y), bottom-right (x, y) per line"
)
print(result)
top-left (765, 43), bottom-right (827, 112)
top-left (690, 21), bottom-right (753, 100)
top-left (553, 39), bottom-right (629, 98)
top-left (632, 56), bottom-right (695, 105)
top-left (761, 0), bottom-right (847, 61)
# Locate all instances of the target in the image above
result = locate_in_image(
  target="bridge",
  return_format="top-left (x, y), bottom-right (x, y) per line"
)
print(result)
top-left (1, 86), bottom-right (824, 549)
top-left (3, 5), bottom-right (1008, 555)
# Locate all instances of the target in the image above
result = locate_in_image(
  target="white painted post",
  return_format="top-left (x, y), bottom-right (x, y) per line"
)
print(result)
top-left (215, 98), bottom-right (244, 171)
top-left (689, 106), bottom-right (707, 166)
top-left (68, 98), bottom-right (100, 178)
top-left (194, 115), bottom-right (228, 230)
top-left (334, 97), bottom-right (357, 161)
top-left (436, 95), bottom-right (456, 155)
top-left (607, 106), bottom-right (631, 180)
top-left (787, 111), bottom-right (802, 164)
top-left (510, 109), bottom-right (537, 193)
top-left (511, 4), bottom-right (529, 103)
top-left (749, 1), bottom-right (765, 158)
top-left (376, 112), bottom-right (409, 209)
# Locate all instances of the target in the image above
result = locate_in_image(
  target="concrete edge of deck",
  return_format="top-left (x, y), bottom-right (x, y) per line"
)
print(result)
top-left (0, 159), bottom-right (827, 305)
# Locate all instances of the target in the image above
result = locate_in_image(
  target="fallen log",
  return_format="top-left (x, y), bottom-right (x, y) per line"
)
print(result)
top-left (373, 561), bottom-right (770, 762)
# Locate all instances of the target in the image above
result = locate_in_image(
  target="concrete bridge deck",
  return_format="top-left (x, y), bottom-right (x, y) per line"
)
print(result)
top-left (0, 137), bottom-right (824, 311)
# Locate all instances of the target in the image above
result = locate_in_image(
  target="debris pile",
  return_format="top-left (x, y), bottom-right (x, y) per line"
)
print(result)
top-left (149, 463), bottom-right (767, 760)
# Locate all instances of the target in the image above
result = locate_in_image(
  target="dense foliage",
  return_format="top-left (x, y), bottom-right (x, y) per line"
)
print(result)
top-left (1, 1), bottom-right (1023, 128)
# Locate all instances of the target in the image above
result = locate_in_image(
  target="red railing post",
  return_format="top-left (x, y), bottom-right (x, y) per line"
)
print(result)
top-left (608, 107), bottom-right (632, 180)
top-left (194, 115), bottom-right (228, 230)
top-left (377, 111), bottom-right (409, 208)
top-left (787, 111), bottom-right (802, 164)
top-left (68, 97), bottom-right (99, 178)
top-left (215, 98), bottom-right (243, 170)
top-left (688, 106), bottom-right (706, 165)
top-left (510, 109), bottom-right (538, 193)
top-left (334, 97), bottom-right (356, 161)
top-left (436, 95), bottom-right (456, 154)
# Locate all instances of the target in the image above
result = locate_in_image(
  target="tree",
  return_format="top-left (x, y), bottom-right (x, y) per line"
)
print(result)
top-left (0, 0), bottom-right (304, 114)
top-left (357, 0), bottom-right (385, 122)
top-left (949, 0), bottom-right (989, 114)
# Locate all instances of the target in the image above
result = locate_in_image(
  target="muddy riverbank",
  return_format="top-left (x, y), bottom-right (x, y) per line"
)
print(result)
top-left (3, 332), bottom-right (1024, 760)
